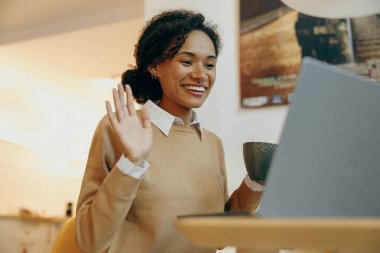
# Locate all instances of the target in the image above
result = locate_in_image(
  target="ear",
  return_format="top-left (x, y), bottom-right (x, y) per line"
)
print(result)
top-left (148, 66), bottom-right (158, 77)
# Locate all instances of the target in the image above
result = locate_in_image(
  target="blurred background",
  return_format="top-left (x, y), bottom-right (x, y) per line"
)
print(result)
top-left (0, 0), bottom-right (298, 252)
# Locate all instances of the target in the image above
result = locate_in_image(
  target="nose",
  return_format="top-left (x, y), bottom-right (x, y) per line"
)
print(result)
top-left (190, 64), bottom-right (207, 82)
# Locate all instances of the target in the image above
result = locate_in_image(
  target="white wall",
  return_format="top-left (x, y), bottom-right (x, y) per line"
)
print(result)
top-left (144, 0), bottom-right (288, 192)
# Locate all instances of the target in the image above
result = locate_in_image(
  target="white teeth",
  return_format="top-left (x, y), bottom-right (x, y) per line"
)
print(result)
top-left (184, 86), bottom-right (206, 92)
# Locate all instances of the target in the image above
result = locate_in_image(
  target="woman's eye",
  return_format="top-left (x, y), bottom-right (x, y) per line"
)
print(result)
top-left (206, 63), bottom-right (215, 69)
top-left (181, 60), bottom-right (192, 66)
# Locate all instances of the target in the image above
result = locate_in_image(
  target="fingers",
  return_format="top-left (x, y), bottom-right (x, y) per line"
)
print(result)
top-left (118, 84), bottom-right (127, 115)
top-left (140, 106), bottom-right (152, 130)
top-left (125, 85), bottom-right (137, 116)
top-left (107, 84), bottom-right (139, 123)
top-left (113, 87), bottom-right (125, 121)
top-left (105, 100), bottom-right (118, 127)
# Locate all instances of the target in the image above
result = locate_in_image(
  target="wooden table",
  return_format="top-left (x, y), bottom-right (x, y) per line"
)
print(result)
top-left (175, 216), bottom-right (380, 253)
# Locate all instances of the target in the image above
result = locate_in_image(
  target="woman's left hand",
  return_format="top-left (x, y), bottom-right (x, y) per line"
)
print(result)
top-left (105, 84), bottom-right (153, 166)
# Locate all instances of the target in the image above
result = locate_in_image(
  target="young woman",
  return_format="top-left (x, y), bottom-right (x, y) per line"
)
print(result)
top-left (76, 9), bottom-right (263, 253)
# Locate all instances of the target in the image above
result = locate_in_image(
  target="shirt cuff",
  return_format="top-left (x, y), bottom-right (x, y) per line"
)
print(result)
top-left (115, 155), bottom-right (150, 179)
top-left (243, 175), bottom-right (265, 192)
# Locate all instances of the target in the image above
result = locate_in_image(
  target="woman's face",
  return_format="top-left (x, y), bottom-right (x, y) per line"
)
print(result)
top-left (152, 30), bottom-right (217, 113)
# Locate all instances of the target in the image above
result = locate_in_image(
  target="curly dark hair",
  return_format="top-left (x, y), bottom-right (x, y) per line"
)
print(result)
top-left (121, 9), bottom-right (222, 104)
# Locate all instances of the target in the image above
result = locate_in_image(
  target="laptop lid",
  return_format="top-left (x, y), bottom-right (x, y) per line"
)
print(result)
top-left (258, 57), bottom-right (380, 217)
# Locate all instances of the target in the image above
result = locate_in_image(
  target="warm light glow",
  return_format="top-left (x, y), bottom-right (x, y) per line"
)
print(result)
top-left (91, 77), bottom-right (120, 92)
top-left (0, 9), bottom-right (143, 217)
top-left (90, 77), bottom-right (143, 109)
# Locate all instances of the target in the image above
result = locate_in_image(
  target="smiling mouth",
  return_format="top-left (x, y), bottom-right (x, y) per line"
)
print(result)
top-left (183, 85), bottom-right (207, 92)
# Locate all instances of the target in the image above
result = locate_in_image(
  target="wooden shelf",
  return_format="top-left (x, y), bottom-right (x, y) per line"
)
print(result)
top-left (0, 214), bottom-right (66, 224)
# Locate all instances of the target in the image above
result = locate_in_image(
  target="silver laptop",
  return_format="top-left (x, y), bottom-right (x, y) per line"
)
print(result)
top-left (258, 57), bottom-right (380, 217)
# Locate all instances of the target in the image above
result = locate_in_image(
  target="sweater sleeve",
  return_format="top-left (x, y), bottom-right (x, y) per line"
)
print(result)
top-left (225, 180), bottom-right (263, 212)
top-left (75, 116), bottom-right (142, 253)
top-left (219, 141), bottom-right (262, 212)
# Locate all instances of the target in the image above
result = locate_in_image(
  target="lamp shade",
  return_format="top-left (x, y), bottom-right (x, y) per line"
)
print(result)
top-left (281, 0), bottom-right (380, 18)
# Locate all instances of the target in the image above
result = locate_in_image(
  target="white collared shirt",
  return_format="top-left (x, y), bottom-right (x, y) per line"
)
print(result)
top-left (145, 100), bottom-right (203, 139)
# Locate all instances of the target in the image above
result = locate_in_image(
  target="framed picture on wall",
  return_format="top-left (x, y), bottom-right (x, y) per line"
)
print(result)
top-left (240, 0), bottom-right (380, 108)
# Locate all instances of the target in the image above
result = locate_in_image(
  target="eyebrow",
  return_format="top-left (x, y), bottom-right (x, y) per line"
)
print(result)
top-left (177, 51), bottom-right (217, 59)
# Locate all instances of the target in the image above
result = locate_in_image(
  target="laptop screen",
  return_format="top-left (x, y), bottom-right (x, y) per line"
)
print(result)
top-left (258, 57), bottom-right (380, 217)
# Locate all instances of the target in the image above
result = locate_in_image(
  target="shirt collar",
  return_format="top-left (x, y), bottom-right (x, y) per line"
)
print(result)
top-left (144, 100), bottom-right (203, 139)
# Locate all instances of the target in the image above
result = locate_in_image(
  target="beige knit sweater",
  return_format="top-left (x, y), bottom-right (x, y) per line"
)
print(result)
top-left (76, 116), bottom-right (260, 253)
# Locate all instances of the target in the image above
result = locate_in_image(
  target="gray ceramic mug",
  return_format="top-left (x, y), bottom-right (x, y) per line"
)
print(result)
top-left (243, 142), bottom-right (277, 183)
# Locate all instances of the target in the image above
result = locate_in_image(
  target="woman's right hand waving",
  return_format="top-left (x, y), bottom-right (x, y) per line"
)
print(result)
top-left (105, 84), bottom-right (153, 166)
